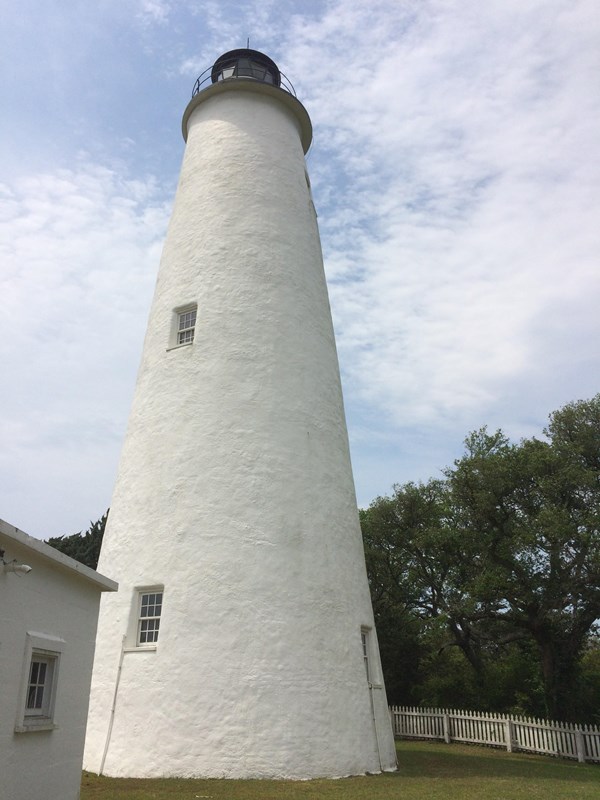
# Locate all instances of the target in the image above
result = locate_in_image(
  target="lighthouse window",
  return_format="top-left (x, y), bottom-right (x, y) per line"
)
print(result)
top-left (138, 591), bottom-right (163, 645)
top-left (361, 629), bottom-right (370, 682)
top-left (178, 308), bottom-right (197, 345)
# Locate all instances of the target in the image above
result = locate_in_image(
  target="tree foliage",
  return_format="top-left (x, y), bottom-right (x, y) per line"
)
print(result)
top-left (362, 395), bottom-right (600, 722)
top-left (47, 510), bottom-right (108, 570)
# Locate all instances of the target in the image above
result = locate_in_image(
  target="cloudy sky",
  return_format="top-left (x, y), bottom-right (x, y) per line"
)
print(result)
top-left (1, 0), bottom-right (599, 540)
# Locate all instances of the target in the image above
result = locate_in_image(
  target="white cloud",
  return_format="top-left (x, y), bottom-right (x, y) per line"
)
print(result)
top-left (138, 0), bottom-right (171, 25)
top-left (1, 0), bottom-right (599, 530)
top-left (0, 161), bottom-right (170, 537)
top-left (277, 0), bottom-right (600, 442)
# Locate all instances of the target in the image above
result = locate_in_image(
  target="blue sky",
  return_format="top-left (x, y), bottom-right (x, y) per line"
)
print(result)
top-left (1, 0), bottom-right (599, 539)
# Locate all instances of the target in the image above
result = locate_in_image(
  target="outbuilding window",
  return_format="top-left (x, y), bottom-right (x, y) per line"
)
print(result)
top-left (25, 656), bottom-right (56, 717)
top-left (15, 633), bottom-right (65, 733)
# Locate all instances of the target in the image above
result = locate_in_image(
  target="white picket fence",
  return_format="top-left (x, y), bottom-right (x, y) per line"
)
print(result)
top-left (390, 706), bottom-right (600, 763)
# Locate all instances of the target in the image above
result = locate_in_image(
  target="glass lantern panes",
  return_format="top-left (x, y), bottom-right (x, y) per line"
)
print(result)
top-left (216, 58), bottom-right (274, 84)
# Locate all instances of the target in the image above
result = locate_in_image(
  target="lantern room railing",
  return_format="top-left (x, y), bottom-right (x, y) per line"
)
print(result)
top-left (192, 56), bottom-right (297, 98)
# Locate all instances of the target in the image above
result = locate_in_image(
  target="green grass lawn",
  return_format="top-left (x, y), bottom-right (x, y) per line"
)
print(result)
top-left (80, 740), bottom-right (600, 800)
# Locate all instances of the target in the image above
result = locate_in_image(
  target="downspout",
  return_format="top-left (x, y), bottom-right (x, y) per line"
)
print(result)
top-left (368, 682), bottom-right (385, 772)
top-left (99, 636), bottom-right (126, 775)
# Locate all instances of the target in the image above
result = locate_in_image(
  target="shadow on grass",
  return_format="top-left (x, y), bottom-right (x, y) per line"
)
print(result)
top-left (395, 740), bottom-right (600, 784)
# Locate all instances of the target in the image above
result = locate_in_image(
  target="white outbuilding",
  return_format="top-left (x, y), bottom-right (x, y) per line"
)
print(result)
top-left (0, 518), bottom-right (117, 800)
top-left (84, 48), bottom-right (397, 779)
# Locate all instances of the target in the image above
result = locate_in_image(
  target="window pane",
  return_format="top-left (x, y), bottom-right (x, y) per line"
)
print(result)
top-left (237, 58), bottom-right (253, 77)
top-left (26, 657), bottom-right (51, 713)
top-left (27, 685), bottom-right (37, 708)
top-left (179, 311), bottom-right (196, 330)
top-left (251, 63), bottom-right (266, 80)
top-left (178, 329), bottom-right (194, 344)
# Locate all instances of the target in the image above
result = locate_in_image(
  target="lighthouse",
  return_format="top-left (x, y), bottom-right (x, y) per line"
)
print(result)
top-left (83, 49), bottom-right (397, 779)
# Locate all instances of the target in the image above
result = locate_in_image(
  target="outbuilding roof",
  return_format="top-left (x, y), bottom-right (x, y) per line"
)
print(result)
top-left (0, 518), bottom-right (117, 592)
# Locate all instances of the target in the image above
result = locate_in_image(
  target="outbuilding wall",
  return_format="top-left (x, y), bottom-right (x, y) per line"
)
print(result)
top-left (0, 526), bottom-right (113, 800)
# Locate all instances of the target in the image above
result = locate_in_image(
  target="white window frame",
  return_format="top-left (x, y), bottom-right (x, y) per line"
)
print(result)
top-left (177, 308), bottom-right (196, 345)
top-left (136, 589), bottom-right (163, 647)
top-left (361, 627), bottom-right (371, 684)
top-left (15, 632), bottom-right (65, 733)
top-left (168, 303), bottom-right (197, 349)
top-left (25, 655), bottom-right (55, 717)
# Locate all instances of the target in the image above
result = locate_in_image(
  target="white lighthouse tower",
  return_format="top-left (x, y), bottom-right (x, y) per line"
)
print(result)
top-left (84, 49), bottom-right (396, 779)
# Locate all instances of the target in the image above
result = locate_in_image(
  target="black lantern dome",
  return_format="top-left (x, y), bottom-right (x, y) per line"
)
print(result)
top-left (211, 49), bottom-right (281, 87)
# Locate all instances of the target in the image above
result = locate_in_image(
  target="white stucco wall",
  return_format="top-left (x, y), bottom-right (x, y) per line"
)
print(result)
top-left (0, 521), bottom-right (116, 800)
top-left (84, 78), bottom-right (396, 779)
